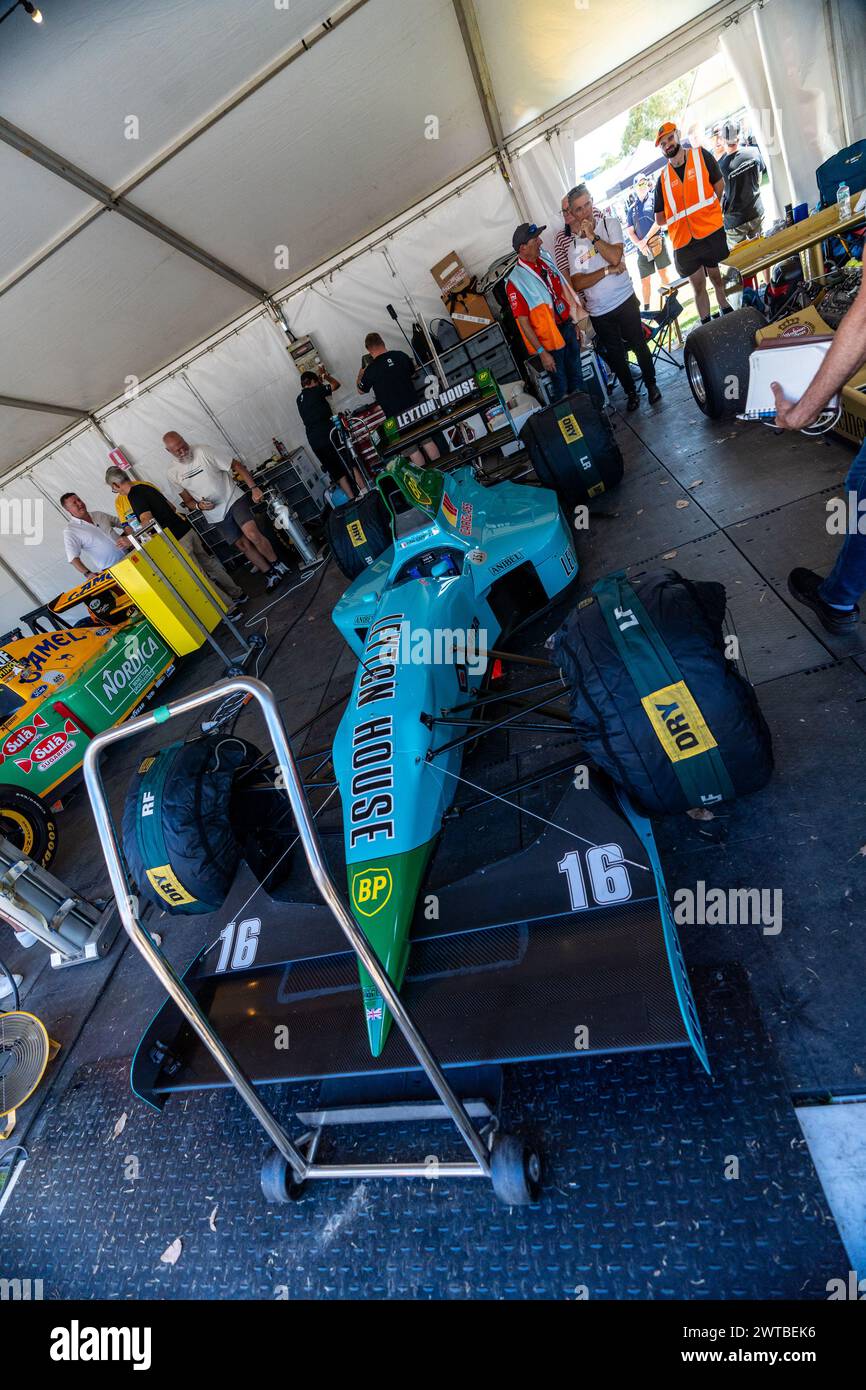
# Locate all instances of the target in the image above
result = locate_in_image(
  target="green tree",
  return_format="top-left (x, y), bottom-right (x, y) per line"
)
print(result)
top-left (619, 74), bottom-right (694, 158)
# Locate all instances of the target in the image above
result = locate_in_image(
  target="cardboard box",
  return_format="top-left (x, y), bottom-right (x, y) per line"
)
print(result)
top-left (443, 290), bottom-right (495, 340)
top-left (431, 251), bottom-right (471, 295)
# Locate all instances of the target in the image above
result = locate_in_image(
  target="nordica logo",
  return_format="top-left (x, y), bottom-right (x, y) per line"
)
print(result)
top-left (101, 633), bottom-right (160, 703)
top-left (50, 1320), bottom-right (151, 1371)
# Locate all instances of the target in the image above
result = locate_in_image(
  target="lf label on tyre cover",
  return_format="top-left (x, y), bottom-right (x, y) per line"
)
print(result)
top-left (641, 680), bottom-right (717, 762)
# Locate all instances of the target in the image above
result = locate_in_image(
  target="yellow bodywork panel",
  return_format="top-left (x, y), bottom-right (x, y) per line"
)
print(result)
top-left (110, 533), bottom-right (226, 657)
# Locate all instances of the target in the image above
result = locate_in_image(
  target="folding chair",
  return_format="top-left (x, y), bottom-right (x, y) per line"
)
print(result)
top-left (639, 292), bottom-right (685, 372)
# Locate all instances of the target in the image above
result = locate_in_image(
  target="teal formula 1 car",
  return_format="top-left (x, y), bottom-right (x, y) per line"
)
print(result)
top-left (129, 450), bottom-right (709, 1132)
top-left (331, 456), bottom-right (577, 1054)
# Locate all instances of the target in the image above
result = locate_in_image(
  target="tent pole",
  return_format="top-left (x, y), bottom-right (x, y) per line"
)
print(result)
top-left (0, 552), bottom-right (39, 608)
top-left (452, 0), bottom-right (530, 222)
top-left (381, 248), bottom-right (447, 390)
top-left (181, 373), bottom-right (244, 459)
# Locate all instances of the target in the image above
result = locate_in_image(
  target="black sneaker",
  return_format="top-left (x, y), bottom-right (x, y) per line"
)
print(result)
top-left (720, 304), bottom-right (734, 315)
top-left (265, 569), bottom-right (283, 592)
top-left (626, 394), bottom-right (640, 412)
top-left (787, 567), bottom-right (860, 634)
top-left (647, 383), bottom-right (662, 405)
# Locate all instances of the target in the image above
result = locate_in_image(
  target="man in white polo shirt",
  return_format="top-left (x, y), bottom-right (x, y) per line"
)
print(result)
top-left (163, 432), bottom-right (288, 593)
top-left (566, 183), bottom-right (661, 412)
top-left (61, 492), bottom-right (130, 577)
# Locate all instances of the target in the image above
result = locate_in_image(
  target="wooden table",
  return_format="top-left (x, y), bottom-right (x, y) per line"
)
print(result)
top-left (720, 203), bottom-right (865, 281)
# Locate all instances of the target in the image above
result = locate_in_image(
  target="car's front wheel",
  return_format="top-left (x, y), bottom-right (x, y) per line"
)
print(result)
top-left (0, 787), bottom-right (58, 867)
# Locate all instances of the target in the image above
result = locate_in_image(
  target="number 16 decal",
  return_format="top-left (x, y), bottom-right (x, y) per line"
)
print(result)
top-left (558, 845), bottom-right (632, 910)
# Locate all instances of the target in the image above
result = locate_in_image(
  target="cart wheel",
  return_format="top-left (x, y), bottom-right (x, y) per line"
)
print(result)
top-left (226, 663), bottom-right (244, 678)
top-left (260, 1146), bottom-right (307, 1203)
top-left (489, 1133), bottom-right (542, 1206)
top-left (249, 633), bottom-right (267, 652)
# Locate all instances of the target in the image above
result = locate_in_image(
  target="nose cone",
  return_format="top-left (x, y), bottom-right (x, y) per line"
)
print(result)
top-left (349, 842), bottom-right (434, 1057)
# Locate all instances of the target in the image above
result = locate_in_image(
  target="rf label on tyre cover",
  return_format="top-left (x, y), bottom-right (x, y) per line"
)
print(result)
top-left (347, 521), bottom-right (367, 548)
top-left (641, 681), bottom-right (717, 762)
top-left (558, 414), bottom-right (584, 445)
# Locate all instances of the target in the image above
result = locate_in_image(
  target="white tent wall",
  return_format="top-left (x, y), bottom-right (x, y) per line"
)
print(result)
top-left (0, 564), bottom-right (37, 640)
top-left (0, 472), bottom-right (72, 614)
top-left (722, 0), bottom-right (857, 210)
top-left (831, 0), bottom-right (866, 143)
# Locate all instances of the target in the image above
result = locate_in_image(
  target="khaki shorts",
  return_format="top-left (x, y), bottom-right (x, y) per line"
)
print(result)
top-left (727, 217), bottom-right (763, 246)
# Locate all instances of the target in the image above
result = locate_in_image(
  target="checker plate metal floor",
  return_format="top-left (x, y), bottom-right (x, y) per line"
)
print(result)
top-left (1, 967), bottom-right (847, 1300)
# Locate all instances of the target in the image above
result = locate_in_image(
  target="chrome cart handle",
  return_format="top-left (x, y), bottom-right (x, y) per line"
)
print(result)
top-left (82, 677), bottom-right (491, 1176)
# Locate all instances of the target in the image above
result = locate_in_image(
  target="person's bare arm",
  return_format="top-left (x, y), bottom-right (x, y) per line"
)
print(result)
top-left (515, 316), bottom-right (556, 373)
top-left (177, 487), bottom-right (197, 511)
top-left (70, 556), bottom-right (90, 578)
top-left (772, 276), bottom-right (866, 429)
top-left (321, 369), bottom-right (341, 390)
top-left (576, 220), bottom-right (623, 268)
top-left (570, 264), bottom-right (627, 292)
top-left (233, 458), bottom-right (263, 503)
top-left (713, 179), bottom-right (724, 199)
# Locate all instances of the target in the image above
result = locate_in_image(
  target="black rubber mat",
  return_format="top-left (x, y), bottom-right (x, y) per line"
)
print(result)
top-left (731, 490), bottom-right (866, 657)
top-left (653, 658), bottom-right (866, 1097)
top-left (578, 465), bottom-right (715, 576)
top-left (1, 965), bottom-right (847, 1299)
top-left (628, 530), bottom-right (830, 684)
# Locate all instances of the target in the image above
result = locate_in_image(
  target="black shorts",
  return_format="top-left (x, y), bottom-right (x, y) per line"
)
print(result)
top-left (308, 432), bottom-right (349, 486)
top-left (673, 227), bottom-right (730, 278)
top-left (207, 492), bottom-right (254, 544)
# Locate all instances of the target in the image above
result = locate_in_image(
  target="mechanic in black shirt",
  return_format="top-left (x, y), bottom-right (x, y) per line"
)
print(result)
top-left (296, 368), bottom-right (365, 500)
top-left (105, 467), bottom-right (245, 611)
top-left (357, 334), bottom-right (441, 468)
top-left (718, 121), bottom-right (766, 247)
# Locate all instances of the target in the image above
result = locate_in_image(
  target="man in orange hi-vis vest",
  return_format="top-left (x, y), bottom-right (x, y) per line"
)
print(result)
top-left (646, 122), bottom-right (732, 325)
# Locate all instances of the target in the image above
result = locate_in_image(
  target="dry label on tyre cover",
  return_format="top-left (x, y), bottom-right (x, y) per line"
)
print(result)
top-left (558, 414), bottom-right (584, 445)
top-left (145, 864), bottom-right (196, 907)
top-left (641, 680), bottom-right (717, 762)
top-left (347, 521), bottom-right (367, 548)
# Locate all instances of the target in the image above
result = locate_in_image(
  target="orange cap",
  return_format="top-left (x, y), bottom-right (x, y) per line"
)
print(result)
top-left (655, 121), bottom-right (677, 146)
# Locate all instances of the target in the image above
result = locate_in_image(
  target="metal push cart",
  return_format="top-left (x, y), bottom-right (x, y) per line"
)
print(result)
top-left (82, 676), bottom-right (542, 1205)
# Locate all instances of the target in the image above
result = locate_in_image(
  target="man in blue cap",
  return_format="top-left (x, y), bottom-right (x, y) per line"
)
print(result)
top-left (506, 222), bottom-right (583, 402)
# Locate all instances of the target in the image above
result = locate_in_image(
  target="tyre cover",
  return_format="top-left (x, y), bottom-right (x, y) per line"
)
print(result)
top-left (520, 389), bottom-right (623, 505)
top-left (554, 569), bottom-right (773, 816)
top-left (327, 491), bottom-right (391, 579)
top-left (122, 735), bottom-right (251, 915)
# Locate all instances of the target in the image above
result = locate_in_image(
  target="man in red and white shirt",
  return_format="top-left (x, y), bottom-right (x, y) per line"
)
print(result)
top-left (506, 223), bottom-right (584, 402)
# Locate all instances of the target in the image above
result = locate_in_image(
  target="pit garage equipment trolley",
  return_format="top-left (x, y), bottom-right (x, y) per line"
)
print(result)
top-left (83, 677), bottom-right (542, 1205)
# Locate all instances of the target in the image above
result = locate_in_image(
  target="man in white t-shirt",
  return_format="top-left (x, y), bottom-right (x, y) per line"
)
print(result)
top-left (61, 493), bottom-right (130, 577)
top-left (163, 433), bottom-right (288, 592)
top-left (566, 183), bottom-right (661, 412)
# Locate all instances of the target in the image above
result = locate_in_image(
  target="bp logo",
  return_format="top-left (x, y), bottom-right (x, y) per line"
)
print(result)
top-left (351, 866), bottom-right (393, 917)
top-left (403, 474), bottom-right (432, 508)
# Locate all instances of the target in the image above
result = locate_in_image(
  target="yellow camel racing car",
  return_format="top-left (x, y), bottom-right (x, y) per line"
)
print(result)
top-left (0, 605), bottom-right (175, 867)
